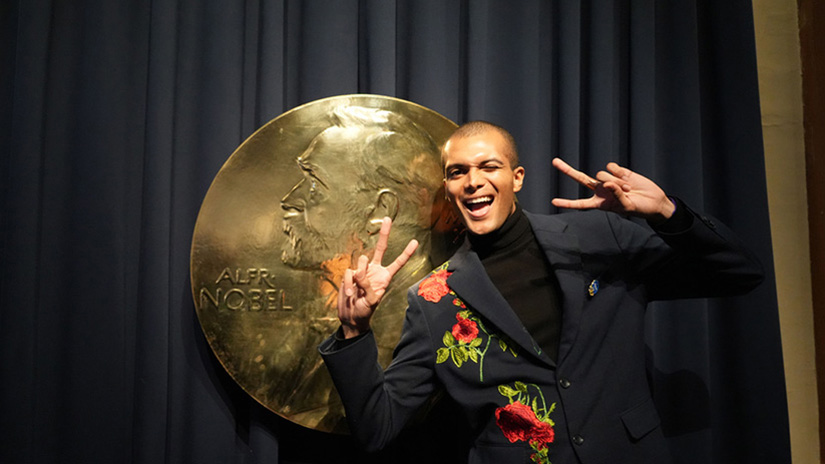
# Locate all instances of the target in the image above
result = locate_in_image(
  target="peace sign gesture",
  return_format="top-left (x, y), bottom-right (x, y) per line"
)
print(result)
top-left (550, 158), bottom-right (675, 223)
top-left (338, 217), bottom-right (419, 339)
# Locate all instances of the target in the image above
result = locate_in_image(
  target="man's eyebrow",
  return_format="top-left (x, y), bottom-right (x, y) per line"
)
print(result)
top-left (477, 157), bottom-right (505, 166)
top-left (445, 157), bottom-right (505, 170)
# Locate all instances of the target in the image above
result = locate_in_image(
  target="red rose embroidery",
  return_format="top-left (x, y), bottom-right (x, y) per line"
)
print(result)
top-left (418, 269), bottom-right (452, 302)
top-left (452, 313), bottom-right (479, 343)
top-left (496, 401), bottom-right (536, 443)
top-left (495, 401), bottom-right (555, 446)
top-left (529, 422), bottom-right (555, 448)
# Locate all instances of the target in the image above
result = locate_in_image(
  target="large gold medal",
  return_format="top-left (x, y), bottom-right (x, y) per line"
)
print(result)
top-left (190, 95), bottom-right (460, 433)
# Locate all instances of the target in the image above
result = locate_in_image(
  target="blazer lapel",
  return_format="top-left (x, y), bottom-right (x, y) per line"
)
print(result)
top-left (525, 212), bottom-right (586, 367)
top-left (446, 240), bottom-right (553, 367)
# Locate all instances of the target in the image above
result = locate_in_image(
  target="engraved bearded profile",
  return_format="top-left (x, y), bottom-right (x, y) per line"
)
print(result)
top-left (279, 105), bottom-right (447, 349)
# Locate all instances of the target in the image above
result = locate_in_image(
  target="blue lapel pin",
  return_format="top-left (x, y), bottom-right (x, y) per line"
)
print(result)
top-left (588, 279), bottom-right (599, 297)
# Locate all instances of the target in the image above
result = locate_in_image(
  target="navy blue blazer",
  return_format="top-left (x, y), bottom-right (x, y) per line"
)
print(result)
top-left (320, 207), bottom-right (763, 464)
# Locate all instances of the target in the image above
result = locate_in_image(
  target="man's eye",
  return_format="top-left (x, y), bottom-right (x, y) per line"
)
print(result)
top-left (481, 165), bottom-right (501, 172)
top-left (446, 168), bottom-right (464, 179)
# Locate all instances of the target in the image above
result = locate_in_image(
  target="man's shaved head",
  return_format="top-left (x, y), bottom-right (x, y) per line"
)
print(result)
top-left (442, 121), bottom-right (519, 168)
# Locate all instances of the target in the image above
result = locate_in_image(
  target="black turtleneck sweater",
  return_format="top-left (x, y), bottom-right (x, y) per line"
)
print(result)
top-left (468, 206), bottom-right (563, 363)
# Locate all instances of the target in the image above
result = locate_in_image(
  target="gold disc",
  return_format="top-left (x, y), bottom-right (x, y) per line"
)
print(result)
top-left (190, 95), bottom-right (460, 433)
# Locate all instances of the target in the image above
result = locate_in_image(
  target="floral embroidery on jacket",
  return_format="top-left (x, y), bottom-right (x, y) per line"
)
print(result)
top-left (452, 312), bottom-right (478, 343)
top-left (422, 264), bottom-right (518, 382)
top-left (418, 265), bottom-right (452, 303)
top-left (496, 382), bottom-right (556, 464)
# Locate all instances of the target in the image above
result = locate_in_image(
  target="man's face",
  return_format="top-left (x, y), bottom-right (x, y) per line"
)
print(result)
top-left (442, 130), bottom-right (524, 235)
top-left (281, 128), bottom-right (364, 269)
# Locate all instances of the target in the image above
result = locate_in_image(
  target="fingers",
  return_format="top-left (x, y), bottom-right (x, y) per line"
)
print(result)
top-left (606, 162), bottom-right (631, 181)
top-left (338, 268), bottom-right (354, 322)
top-left (551, 157), bottom-right (602, 209)
top-left (353, 255), bottom-right (378, 303)
top-left (343, 268), bottom-right (354, 297)
top-left (551, 196), bottom-right (600, 210)
top-left (601, 180), bottom-right (638, 212)
top-left (552, 158), bottom-right (601, 190)
top-left (551, 176), bottom-right (625, 211)
top-left (386, 239), bottom-right (419, 277)
top-left (371, 217), bottom-right (392, 265)
top-left (338, 271), bottom-right (348, 311)
top-left (595, 171), bottom-right (629, 194)
top-left (368, 217), bottom-right (419, 276)
top-left (554, 158), bottom-right (634, 190)
top-left (553, 160), bottom-right (669, 217)
top-left (600, 162), bottom-right (636, 190)
top-left (355, 254), bottom-right (369, 281)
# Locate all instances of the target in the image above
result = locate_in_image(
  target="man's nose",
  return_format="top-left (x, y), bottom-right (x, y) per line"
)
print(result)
top-left (465, 167), bottom-right (484, 190)
top-left (281, 179), bottom-right (306, 210)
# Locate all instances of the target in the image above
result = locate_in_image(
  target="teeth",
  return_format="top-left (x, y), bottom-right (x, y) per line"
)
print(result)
top-left (465, 196), bottom-right (492, 205)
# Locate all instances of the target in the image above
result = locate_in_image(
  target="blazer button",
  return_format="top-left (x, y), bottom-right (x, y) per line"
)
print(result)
top-left (573, 435), bottom-right (585, 445)
top-left (701, 216), bottom-right (717, 229)
top-left (559, 378), bottom-right (571, 389)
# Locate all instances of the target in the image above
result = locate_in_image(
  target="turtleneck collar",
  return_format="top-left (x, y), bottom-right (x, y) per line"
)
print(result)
top-left (467, 204), bottom-right (532, 260)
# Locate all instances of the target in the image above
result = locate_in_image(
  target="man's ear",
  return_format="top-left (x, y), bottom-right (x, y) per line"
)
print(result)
top-left (366, 189), bottom-right (399, 235)
top-left (513, 166), bottom-right (525, 193)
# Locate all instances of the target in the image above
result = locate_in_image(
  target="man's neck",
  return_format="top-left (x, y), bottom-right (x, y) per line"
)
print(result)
top-left (468, 205), bottom-right (531, 259)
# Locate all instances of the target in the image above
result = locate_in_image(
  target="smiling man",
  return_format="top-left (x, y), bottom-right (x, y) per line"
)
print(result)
top-left (441, 124), bottom-right (525, 235)
top-left (320, 120), bottom-right (764, 464)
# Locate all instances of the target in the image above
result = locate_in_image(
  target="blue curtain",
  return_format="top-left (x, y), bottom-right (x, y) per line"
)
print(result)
top-left (0, 1), bottom-right (789, 463)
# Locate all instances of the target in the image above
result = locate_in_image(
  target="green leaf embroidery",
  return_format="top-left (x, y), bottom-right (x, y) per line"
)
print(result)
top-left (467, 347), bottom-right (479, 363)
top-left (498, 384), bottom-right (518, 398)
top-left (452, 346), bottom-right (467, 367)
top-left (436, 347), bottom-right (450, 364)
top-left (443, 331), bottom-right (456, 347)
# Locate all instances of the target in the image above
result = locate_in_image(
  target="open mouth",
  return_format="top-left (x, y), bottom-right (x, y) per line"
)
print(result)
top-left (462, 195), bottom-right (493, 216)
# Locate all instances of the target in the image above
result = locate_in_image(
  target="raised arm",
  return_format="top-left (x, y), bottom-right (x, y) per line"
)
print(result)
top-left (337, 216), bottom-right (419, 338)
top-left (549, 158), bottom-right (764, 298)
top-left (551, 158), bottom-right (675, 224)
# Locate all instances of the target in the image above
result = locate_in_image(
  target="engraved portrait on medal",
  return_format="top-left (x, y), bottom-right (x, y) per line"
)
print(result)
top-left (190, 95), bottom-right (460, 433)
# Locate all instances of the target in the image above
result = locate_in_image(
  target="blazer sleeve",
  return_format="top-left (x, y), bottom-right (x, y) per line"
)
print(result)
top-left (318, 288), bottom-right (438, 452)
top-left (604, 200), bottom-right (764, 301)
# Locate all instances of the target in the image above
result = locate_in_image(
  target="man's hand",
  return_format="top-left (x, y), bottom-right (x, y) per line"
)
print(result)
top-left (550, 158), bottom-right (675, 223)
top-left (337, 217), bottom-right (419, 339)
